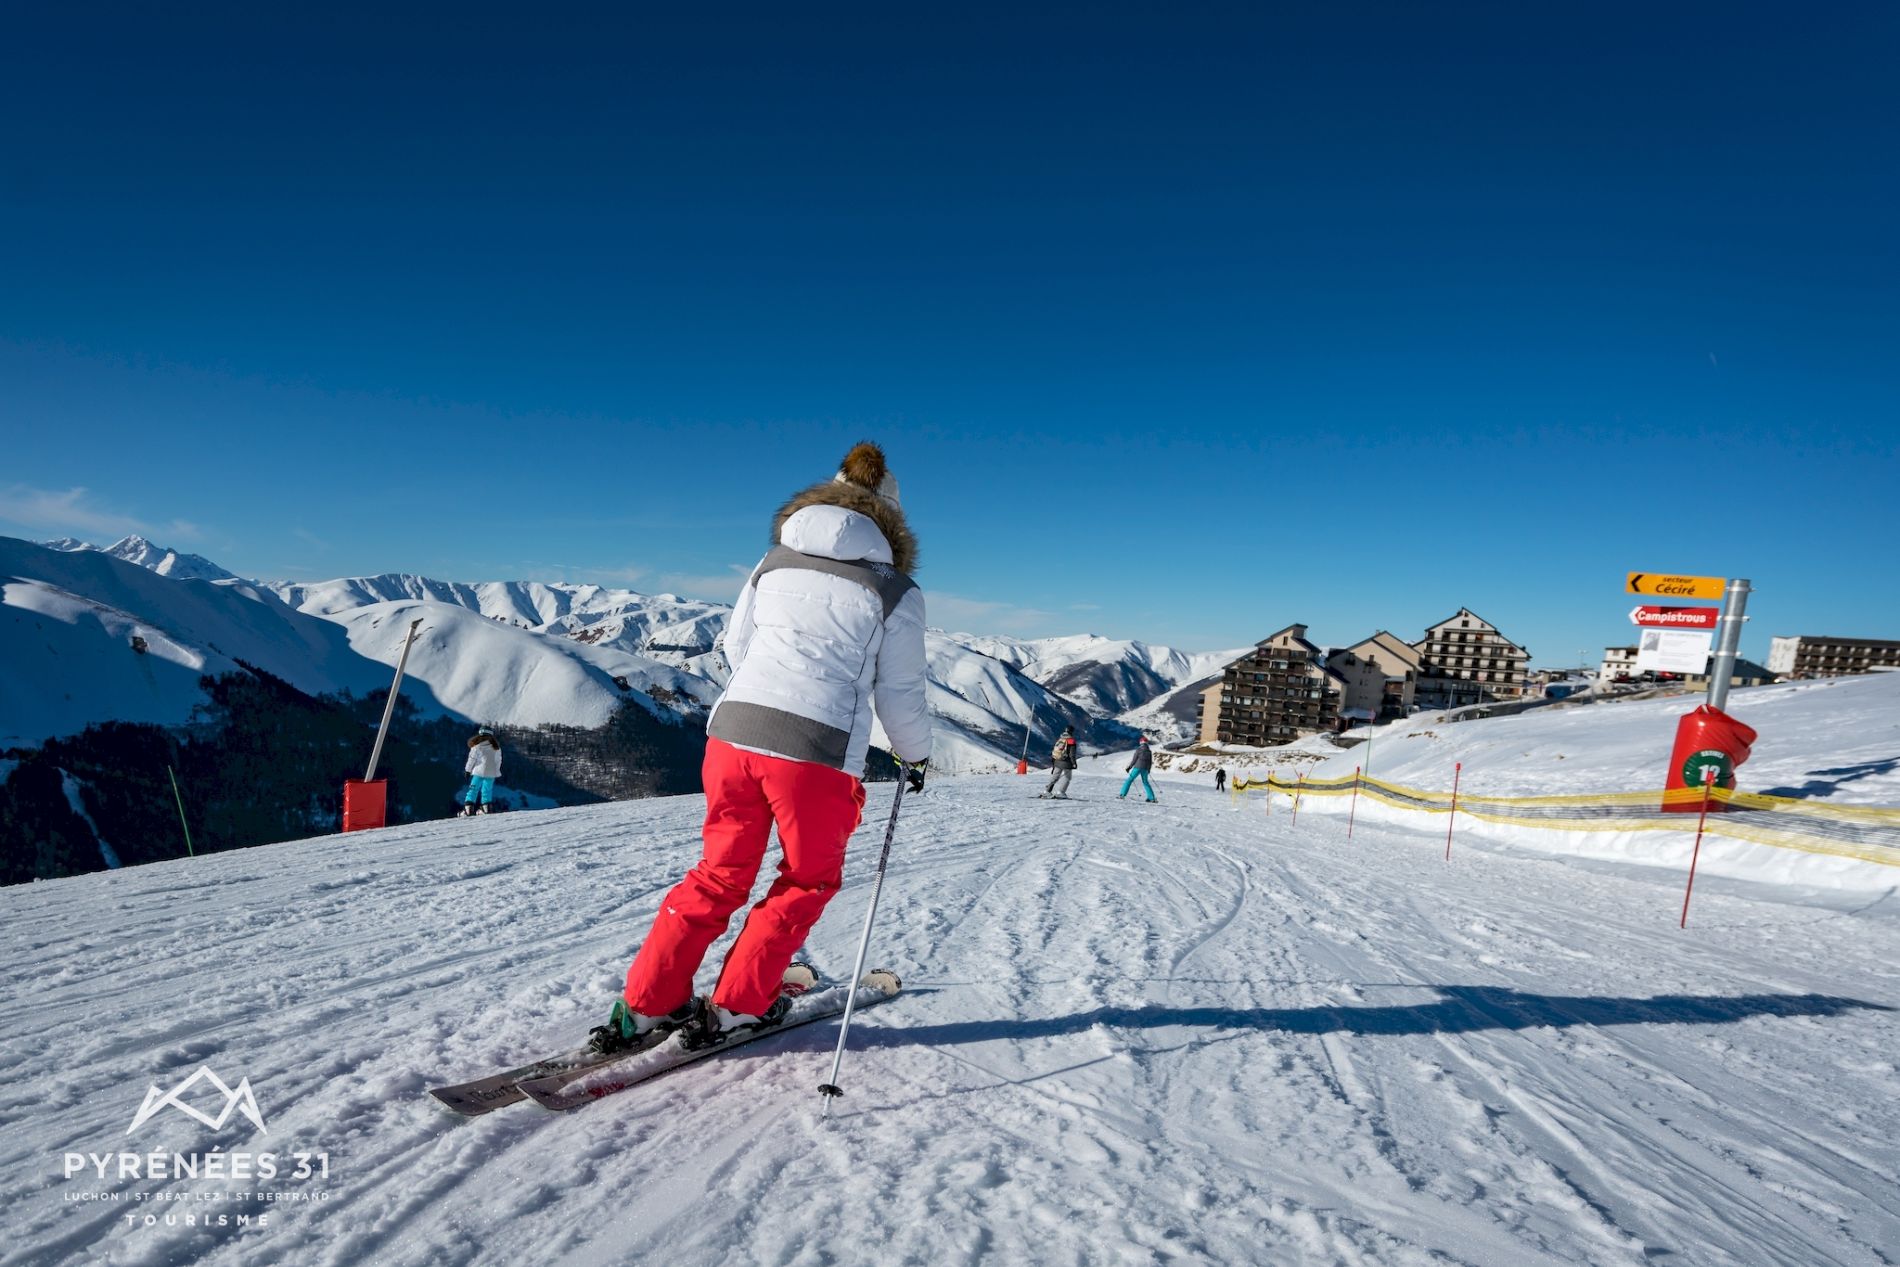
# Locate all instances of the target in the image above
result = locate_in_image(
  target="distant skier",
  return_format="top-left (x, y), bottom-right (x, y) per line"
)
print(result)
top-left (1119, 735), bottom-right (1158, 802)
top-left (1039, 725), bottom-right (1079, 799)
top-left (590, 442), bottom-right (931, 1054)
top-left (1214, 767), bottom-right (1227, 792)
top-left (461, 727), bottom-right (502, 816)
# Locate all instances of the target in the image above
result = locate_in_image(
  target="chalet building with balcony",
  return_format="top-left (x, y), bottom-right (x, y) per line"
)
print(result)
top-left (1323, 646), bottom-right (1387, 725)
top-left (1599, 645), bottom-right (1639, 686)
top-left (1767, 635), bottom-right (1900, 679)
top-left (1198, 624), bottom-right (1347, 746)
top-left (1342, 630), bottom-right (1420, 718)
top-left (1412, 609), bottom-right (1530, 709)
top-left (1681, 659), bottom-right (1776, 691)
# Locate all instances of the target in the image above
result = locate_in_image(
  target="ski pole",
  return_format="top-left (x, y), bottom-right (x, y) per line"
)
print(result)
top-left (818, 772), bottom-right (906, 1113)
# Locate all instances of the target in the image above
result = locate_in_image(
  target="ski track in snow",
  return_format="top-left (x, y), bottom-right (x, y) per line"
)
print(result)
top-left (3, 776), bottom-right (1898, 1267)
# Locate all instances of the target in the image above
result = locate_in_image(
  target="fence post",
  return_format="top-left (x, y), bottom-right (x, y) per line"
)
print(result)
top-left (1347, 766), bottom-right (1362, 839)
top-left (1444, 761), bottom-right (1462, 862)
top-left (1680, 767), bottom-right (1716, 928)
top-left (1292, 772), bottom-right (1305, 828)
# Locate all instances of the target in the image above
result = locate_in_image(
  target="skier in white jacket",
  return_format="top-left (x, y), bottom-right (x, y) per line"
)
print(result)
top-left (461, 727), bottom-right (502, 816)
top-left (592, 442), bottom-right (932, 1053)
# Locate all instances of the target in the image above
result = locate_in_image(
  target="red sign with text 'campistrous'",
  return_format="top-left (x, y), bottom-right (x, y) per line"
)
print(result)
top-left (1628, 605), bottom-right (1720, 630)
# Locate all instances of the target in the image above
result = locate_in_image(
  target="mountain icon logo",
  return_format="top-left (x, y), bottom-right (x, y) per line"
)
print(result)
top-left (126, 1067), bottom-right (269, 1136)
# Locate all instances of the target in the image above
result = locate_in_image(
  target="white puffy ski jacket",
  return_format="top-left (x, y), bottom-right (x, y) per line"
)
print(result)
top-left (708, 503), bottom-right (932, 774)
top-left (465, 740), bottom-right (501, 779)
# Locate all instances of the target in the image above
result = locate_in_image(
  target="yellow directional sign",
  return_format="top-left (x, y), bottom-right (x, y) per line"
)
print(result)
top-left (1627, 572), bottom-right (1727, 600)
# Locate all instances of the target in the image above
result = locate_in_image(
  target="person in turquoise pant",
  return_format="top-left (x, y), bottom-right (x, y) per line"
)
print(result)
top-left (462, 726), bottom-right (502, 816)
top-left (1119, 735), bottom-right (1158, 802)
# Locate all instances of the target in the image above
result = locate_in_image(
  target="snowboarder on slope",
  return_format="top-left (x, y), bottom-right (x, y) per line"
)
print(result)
top-left (462, 727), bottom-right (502, 816)
top-left (1119, 736), bottom-right (1158, 802)
top-left (1214, 767), bottom-right (1227, 792)
top-left (1040, 725), bottom-right (1079, 798)
top-left (590, 442), bottom-right (932, 1054)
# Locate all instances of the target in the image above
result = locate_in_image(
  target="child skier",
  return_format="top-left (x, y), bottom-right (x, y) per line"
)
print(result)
top-left (1119, 735), bottom-right (1158, 802)
top-left (462, 726), bottom-right (502, 816)
top-left (590, 442), bottom-right (932, 1054)
top-left (1039, 725), bottom-right (1079, 799)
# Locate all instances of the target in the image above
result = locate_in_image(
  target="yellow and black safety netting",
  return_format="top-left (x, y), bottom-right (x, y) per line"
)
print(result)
top-left (1229, 773), bottom-right (1900, 868)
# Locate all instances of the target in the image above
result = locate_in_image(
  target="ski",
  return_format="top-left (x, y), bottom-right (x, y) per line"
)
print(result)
top-left (518, 970), bottom-right (901, 1112)
top-left (427, 1033), bottom-right (670, 1117)
top-left (427, 963), bottom-right (824, 1116)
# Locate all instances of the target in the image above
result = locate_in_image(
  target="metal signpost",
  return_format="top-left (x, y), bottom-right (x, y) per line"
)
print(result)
top-left (1703, 580), bottom-right (1752, 711)
top-left (1626, 573), bottom-right (1746, 701)
top-left (365, 618), bottom-right (425, 782)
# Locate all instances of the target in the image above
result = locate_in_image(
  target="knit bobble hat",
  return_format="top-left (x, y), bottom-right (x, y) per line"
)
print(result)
top-left (833, 441), bottom-right (901, 508)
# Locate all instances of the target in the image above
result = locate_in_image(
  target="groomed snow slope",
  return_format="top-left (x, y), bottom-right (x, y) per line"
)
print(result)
top-left (3, 771), bottom-right (1896, 1266)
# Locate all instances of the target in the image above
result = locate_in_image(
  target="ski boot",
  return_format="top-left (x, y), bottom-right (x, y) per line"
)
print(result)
top-left (682, 962), bottom-right (814, 1050)
top-left (684, 995), bottom-right (792, 1050)
top-left (587, 998), bottom-right (699, 1055)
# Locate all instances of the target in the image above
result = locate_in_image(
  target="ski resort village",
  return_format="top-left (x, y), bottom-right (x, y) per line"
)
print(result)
top-left (7, 7), bottom-right (1899, 1266)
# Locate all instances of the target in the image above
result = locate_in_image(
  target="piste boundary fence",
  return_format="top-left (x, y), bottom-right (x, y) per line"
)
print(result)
top-left (1230, 772), bottom-right (1900, 869)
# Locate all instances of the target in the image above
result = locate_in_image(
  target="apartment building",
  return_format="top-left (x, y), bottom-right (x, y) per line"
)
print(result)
top-left (1412, 608), bottom-right (1530, 709)
top-left (1198, 624), bottom-right (1346, 746)
top-left (1767, 635), bottom-right (1900, 679)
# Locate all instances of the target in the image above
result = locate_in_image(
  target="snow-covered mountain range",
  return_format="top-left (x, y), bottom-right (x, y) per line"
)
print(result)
top-left (41, 533), bottom-right (240, 582)
top-left (951, 633), bottom-right (1246, 721)
top-left (6, 536), bottom-right (1243, 773)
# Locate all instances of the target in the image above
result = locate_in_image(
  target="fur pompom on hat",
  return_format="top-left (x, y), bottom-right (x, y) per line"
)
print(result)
top-left (833, 441), bottom-right (901, 508)
top-left (774, 439), bottom-right (918, 572)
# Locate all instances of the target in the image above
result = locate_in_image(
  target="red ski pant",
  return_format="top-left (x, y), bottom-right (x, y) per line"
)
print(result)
top-left (623, 738), bottom-right (866, 1018)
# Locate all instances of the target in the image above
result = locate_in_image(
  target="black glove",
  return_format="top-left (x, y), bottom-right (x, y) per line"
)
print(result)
top-left (900, 758), bottom-right (928, 794)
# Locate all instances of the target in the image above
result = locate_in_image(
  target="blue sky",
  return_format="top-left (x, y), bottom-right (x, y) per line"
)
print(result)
top-left (3, 4), bottom-right (1895, 666)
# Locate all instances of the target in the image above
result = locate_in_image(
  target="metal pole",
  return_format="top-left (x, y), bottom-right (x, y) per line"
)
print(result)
top-left (818, 776), bottom-right (906, 1112)
top-left (365, 618), bottom-right (424, 782)
top-left (1705, 579), bottom-right (1751, 712)
top-left (168, 765), bottom-right (196, 858)
top-left (1347, 766), bottom-right (1362, 839)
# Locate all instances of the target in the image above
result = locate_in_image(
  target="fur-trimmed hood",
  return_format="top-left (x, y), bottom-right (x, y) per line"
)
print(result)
top-left (772, 452), bottom-right (918, 573)
top-left (468, 734), bottom-right (499, 750)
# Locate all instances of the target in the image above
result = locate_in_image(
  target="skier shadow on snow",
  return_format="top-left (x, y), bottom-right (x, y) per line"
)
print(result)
top-left (851, 986), bottom-right (1892, 1050)
top-left (1758, 756), bottom-right (1900, 800)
